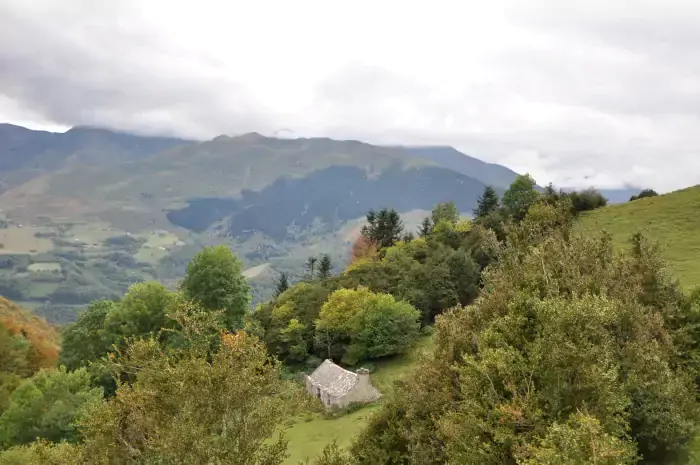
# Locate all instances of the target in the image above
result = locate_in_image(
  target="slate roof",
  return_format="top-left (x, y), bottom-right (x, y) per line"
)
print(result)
top-left (307, 359), bottom-right (359, 398)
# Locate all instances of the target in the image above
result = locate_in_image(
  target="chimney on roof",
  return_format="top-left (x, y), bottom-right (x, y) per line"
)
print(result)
top-left (356, 367), bottom-right (370, 386)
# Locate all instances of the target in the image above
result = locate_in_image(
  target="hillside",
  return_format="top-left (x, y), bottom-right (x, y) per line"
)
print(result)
top-left (0, 124), bottom-right (191, 192)
top-left (0, 297), bottom-right (60, 368)
top-left (577, 185), bottom-right (700, 290)
top-left (0, 127), bottom-right (505, 323)
top-left (0, 133), bottom-right (473, 228)
top-left (401, 145), bottom-right (520, 189)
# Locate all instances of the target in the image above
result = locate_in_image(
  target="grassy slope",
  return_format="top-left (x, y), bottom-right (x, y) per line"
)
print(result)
top-left (577, 185), bottom-right (700, 291)
top-left (283, 334), bottom-right (435, 464)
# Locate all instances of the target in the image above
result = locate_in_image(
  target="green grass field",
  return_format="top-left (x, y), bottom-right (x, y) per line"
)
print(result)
top-left (577, 185), bottom-right (700, 291)
top-left (282, 334), bottom-right (435, 464)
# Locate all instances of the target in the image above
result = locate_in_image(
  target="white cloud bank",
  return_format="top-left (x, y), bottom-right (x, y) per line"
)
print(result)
top-left (2, 0), bottom-right (700, 191)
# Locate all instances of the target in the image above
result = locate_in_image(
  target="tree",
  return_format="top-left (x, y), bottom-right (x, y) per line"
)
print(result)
top-left (252, 282), bottom-right (332, 363)
top-left (314, 288), bottom-right (366, 360)
top-left (568, 188), bottom-right (608, 214)
top-left (361, 208), bottom-right (404, 249)
top-left (315, 287), bottom-right (420, 365)
top-left (305, 256), bottom-right (318, 280)
top-left (630, 189), bottom-right (659, 202)
top-left (279, 319), bottom-right (308, 362)
top-left (273, 273), bottom-right (289, 298)
top-left (317, 254), bottom-right (332, 280)
top-left (346, 292), bottom-right (420, 363)
top-left (473, 186), bottom-right (500, 219)
top-left (181, 245), bottom-right (251, 330)
top-left (103, 282), bottom-right (176, 348)
top-left (519, 412), bottom-right (638, 465)
top-left (0, 323), bottom-right (32, 414)
top-left (349, 236), bottom-right (379, 265)
top-left (72, 303), bottom-right (300, 464)
top-left (502, 173), bottom-right (540, 221)
top-left (418, 217), bottom-right (432, 237)
top-left (431, 202), bottom-right (459, 226)
top-left (59, 301), bottom-right (113, 372)
top-left (0, 367), bottom-right (102, 448)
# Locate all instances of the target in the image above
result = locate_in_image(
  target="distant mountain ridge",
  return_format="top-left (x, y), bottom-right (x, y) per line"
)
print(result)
top-left (400, 145), bottom-right (521, 189)
top-left (0, 123), bottom-right (192, 191)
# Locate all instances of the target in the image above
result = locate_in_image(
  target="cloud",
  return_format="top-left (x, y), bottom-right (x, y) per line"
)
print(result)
top-left (1, 0), bottom-right (700, 191)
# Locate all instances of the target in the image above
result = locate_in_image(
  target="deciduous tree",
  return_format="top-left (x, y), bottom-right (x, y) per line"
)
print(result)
top-left (181, 245), bottom-right (251, 329)
top-left (502, 173), bottom-right (540, 221)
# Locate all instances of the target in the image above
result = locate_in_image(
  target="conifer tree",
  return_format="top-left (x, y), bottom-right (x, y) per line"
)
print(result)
top-left (274, 272), bottom-right (289, 297)
top-left (361, 208), bottom-right (404, 249)
top-left (473, 185), bottom-right (500, 219)
top-left (317, 254), bottom-right (332, 280)
top-left (418, 217), bottom-right (433, 237)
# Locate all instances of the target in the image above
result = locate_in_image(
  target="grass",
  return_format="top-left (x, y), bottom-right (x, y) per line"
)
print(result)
top-left (134, 230), bottom-right (184, 264)
top-left (577, 185), bottom-right (700, 291)
top-left (0, 226), bottom-right (53, 254)
top-left (28, 262), bottom-right (62, 273)
top-left (282, 334), bottom-right (435, 464)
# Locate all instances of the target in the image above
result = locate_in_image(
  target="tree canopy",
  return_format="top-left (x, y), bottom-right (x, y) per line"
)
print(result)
top-left (352, 199), bottom-right (700, 464)
top-left (361, 208), bottom-right (404, 249)
top-left (181, 245), bottom-right (251, 329)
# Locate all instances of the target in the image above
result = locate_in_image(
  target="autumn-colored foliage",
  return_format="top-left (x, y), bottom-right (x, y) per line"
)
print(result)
top-left (0, 297), bottom-right (60, 370)
top-left (349, 235), bottom-right (379, 265)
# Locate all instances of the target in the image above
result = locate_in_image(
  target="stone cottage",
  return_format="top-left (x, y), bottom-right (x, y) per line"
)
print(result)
top-left (305, 359), bottom-right (381, 409)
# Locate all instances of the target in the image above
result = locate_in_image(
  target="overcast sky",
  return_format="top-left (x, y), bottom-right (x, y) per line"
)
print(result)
top-left (2, 0), bottom-right (700, 191)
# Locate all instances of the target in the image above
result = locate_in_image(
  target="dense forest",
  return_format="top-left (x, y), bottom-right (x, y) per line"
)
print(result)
top-left (1, 174), bottom-right (698, 464)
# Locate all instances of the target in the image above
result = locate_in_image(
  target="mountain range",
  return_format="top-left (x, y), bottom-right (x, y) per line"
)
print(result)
top-left (0, 123), bottom-right (642, 323)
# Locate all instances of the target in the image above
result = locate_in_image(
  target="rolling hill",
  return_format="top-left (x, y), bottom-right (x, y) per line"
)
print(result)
top-left (577, 185), bottom-right (700, 290)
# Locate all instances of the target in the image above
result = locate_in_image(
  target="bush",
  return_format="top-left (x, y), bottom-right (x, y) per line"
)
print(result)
top-left (630, 188), bottom-right (659, 201)
top-left (568, 188), bottom-right (608, 213)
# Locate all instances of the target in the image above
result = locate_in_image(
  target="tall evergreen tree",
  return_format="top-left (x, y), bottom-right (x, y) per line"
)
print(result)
top-left (473, 185), bottom-right (500, 219)
top-left (317, 254), bottom-right (332, 280)
top-left (304, 257), bottom-right (318, 280)
top-left (418, 217), bottom-right (433, 237)
top-left (273, 272), bottom-right (289, 297)
top-left (361, 208), bottom-right (404, 249)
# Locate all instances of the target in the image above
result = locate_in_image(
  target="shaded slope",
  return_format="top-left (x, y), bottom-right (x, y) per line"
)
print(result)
top-left (167, 164), bottom-right (490, 239)
top-left (577, 185), bottom-right (700, 290)
top-left (3, 134), bottom-right (438, 226)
